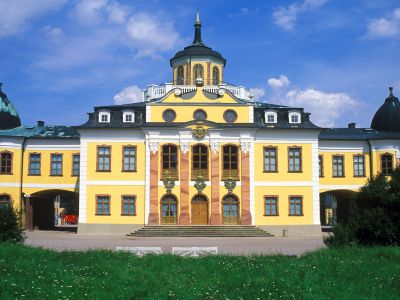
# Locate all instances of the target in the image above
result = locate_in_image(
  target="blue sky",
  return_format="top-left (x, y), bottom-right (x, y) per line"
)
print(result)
top-left (0, 0), bottom-right (399, 128)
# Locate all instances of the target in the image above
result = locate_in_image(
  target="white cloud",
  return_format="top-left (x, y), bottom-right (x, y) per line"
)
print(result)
top-left (267, 75), bottom-right (291, 90)
top-left (367, 8), bottom-right (400, 39)
top-left (42, 25), bottom-right (64, 43)
top-left (71, 0), bottom-right (109, 26)
top-left (125, 12), bottom-right (180, 56)
top-left (273, 0), bottom-right (328, 30)
top-left (250, 88), bottom-right (265, 101)
top-left (278, 88), bottom-right (359, 127)
top-left (0, 0), bottom-right (66, 37)
top-left (114, 85), bottom-right (143, 104)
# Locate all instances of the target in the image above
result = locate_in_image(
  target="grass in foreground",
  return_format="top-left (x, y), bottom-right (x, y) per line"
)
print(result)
top-left (0, 243), bottom-right (399, 299)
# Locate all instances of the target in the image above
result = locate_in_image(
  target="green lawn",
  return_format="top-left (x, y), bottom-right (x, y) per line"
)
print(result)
top-left (0, 243), bottom-right (399, 299)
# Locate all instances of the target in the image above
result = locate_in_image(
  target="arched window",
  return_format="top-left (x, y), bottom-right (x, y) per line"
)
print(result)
top-left (192, 145), bottom-right (208, 179)
top-left (193, 64), bottom-right (204, 81)
top-left (161, 194), bottom-right (177, 224)
top-left (177, 66), bottom-right (184, 85)
top-left (0, 151), bottom-right (12, 174)
top-left (381, 154), bottom-right (393, 175)
top-left (0, 194), bottom-right (11, 208)
top-left (222, 145), bottom-right (239, 180)
top-left (212, 66), bottom-right (220, 85)
top-left (222, 194), bottom-right (239, 224)
top-left (162, 145), bottom-right (178, 179)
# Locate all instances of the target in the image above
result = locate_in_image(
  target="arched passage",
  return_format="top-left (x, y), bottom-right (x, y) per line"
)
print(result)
top-left (320, 190), bottom-right (357, 227)
top-left (25, 189), bottom-right (78, 231)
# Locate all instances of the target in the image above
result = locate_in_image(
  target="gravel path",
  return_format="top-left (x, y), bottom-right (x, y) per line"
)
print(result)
top-left (24, 231), bottom-right (325, 256)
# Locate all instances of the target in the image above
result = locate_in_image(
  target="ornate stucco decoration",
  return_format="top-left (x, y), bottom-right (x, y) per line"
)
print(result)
top-left (180, 142), bottom-right (190, 154)
top-left (194, 176), bottom-right (206, 193)
top-left (148, 141), bottom-right (159, 154)
top-left (224, 178), bottom-right (237, 193)
top-left (210, 141), bottom-right (220, 153)
top-left (240, 141), bottom-right (251, 154)
top-left (192, 122), bottom-right (207, 140)
top-left (163, 177), bottom-right (175, 194)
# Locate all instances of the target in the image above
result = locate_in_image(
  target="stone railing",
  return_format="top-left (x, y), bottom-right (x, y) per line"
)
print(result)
top-left (143, 83), bottom-right (254, 102)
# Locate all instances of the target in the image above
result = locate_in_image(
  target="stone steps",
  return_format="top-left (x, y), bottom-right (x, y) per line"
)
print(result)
top-left (128, 225), bottom-right (273, 237)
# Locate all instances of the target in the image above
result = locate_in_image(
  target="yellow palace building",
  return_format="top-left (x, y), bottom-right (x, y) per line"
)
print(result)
top-left (1, 15), bottom-right (400, 236)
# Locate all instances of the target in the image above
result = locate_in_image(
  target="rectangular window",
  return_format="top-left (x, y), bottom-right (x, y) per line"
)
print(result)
top-left (29, 153), bottom-right (41, 175)
top-left (97, 146), bottom-right (111, 171)
top-left (0, 152), bottom-right (12, 174)
top-left (51, 154), bottom-right (63, 176)
top-left (264, 147), bottom-right (277, 172)
top-left (333, 155), bottom-right (344, 177)
top-left (264, 196), bottom-right (278, 216)
top-left (121, 195), bottom-right (136, 215)
top-left (289, 196), bottom-right (303, 216)
top-left (288, 147), bottom-right (302, 172)
top-left (123, 146), bottom-right (136, 172)
top-left (381, 154), bottom-right (393, 175)
top-left (72, 154), bottom-right (80, 176)
top-left (319, 155), bottom-right (324, 177)
top-left (353, 155), bottom-right (365, 177)
top-left (96, 195), bottom-right (110, 215)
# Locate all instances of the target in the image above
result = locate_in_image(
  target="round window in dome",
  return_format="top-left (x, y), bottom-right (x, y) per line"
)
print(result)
top-left (193, 109), bottom-right (207, 121)
top-left (162, 109), bottom-right (176, 122)
top-left (223, 109), bottom-right (237, 123)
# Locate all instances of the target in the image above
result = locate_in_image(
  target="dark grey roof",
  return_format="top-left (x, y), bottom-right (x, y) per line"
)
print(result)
top-left (319, 128), bottom-right (400, 140)
top-left (0, 125), bottom-right (79, 138)
top-left (0, 83), bottom-right (21, 130)
top-left (371, 87), bottom-right (400, 132)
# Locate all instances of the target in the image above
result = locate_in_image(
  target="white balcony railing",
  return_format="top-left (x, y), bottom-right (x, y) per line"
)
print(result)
top-left (143, 83), bottom-right (254, 102)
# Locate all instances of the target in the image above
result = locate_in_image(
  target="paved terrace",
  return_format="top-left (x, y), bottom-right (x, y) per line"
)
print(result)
top-left (25, 231), bottom-right (325, 256)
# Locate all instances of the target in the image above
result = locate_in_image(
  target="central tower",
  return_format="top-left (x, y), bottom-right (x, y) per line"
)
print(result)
top-left (170, 12), bottom-right (226, 86)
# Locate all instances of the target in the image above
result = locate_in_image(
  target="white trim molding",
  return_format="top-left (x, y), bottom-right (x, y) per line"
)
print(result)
top-left (319, 184), bottom-right (363, 191)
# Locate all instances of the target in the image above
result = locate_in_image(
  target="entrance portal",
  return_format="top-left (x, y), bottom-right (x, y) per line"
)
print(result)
top-left (191, 195), bottom-right (208, 225)
top-left (222, 194), bottom-right (239, 224)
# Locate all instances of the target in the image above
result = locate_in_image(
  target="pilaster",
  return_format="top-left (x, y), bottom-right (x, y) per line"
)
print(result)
top-left (179, 142), bottom-right (190, 224)
top-left (240, 141), bottom-right (252, 225)
top-left (210, 141), bottom-right (221, 224)
top-left (148, 141), bottom-right (159, 225)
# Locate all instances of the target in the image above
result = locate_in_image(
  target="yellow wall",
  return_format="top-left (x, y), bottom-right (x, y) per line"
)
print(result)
top-left (254, 186), bottom-right (314, 225)
top-left (254, 143), bottom-right (313, 182)
top-left (86, 142), bottom-right (146, 181)
top-left (86, 185), bottom-right (145, 224)
top-left (173, 61), bottom-right (224, 85)
top-left (319, 151), bottom-right (370, 186)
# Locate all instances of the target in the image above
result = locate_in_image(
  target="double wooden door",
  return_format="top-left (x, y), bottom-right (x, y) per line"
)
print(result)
top-left (191, 195), bottom-right (208, 225)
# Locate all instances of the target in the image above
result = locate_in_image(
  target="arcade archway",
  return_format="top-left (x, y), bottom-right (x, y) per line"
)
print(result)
top-left (320, 190), bottom-right (357, 227)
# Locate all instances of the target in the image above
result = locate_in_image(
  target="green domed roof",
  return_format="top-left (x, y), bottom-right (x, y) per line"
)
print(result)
top-left (0, 83), bottom-right (21, 130)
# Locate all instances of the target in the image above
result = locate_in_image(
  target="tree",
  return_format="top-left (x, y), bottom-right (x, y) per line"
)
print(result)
top-left (0, 202), bottom-right (25, 243)
top-left (324, 168), bottom-right (400, 247)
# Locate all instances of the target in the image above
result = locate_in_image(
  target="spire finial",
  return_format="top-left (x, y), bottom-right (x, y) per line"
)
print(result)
top-left (389, 86), bottom-right (393, 95)
top-left (196, 9), bottom-right (200, 24)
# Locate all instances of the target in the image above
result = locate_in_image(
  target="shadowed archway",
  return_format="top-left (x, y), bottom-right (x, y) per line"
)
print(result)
top-left (320, 190), bottom-right (357, 227)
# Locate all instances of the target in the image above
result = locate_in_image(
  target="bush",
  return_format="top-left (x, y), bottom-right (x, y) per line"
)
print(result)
top-left (325, 168), bottom-right (400, 247)
top-left (0, 203), bottom-right (25, 243)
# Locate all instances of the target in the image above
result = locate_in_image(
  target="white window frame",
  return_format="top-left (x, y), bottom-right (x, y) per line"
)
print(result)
top-left (123, 111), bottom-right (135, 123)
top-left (288, 111), bottom-right (301, 124)
top-left (264, 111), bottom-right (277, 124)
top-left (98, 111), bottom-right (111, 123)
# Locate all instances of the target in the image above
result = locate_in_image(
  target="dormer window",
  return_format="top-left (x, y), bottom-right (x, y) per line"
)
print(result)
top-left (99, 111), bottom-right (111, 123)
top-left (289, 112), bottom-right (301, 124)
top-left (264, 111), bottom-right (277, 124)
top-left (123, 111), bottom-right (135, 123)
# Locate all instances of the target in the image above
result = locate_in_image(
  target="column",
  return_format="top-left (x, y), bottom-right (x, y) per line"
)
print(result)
top-left (148, 142), bottom-right (159, 225)
top-left (24, 196), bottom-right (33, 231)
top-left (179, 142), bottom-right (190, 224)
top-left (210, 141), bottom-right (221, 225)
top-left (240, 141), bottom-right (252, 225)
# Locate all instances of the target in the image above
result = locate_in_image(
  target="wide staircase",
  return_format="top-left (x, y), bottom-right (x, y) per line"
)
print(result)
top-left (128, 225), bottom-right (273, 237)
